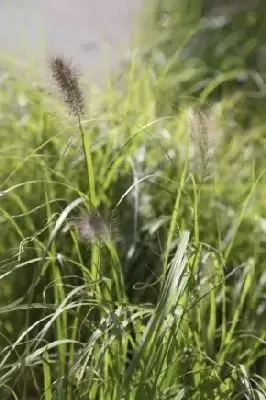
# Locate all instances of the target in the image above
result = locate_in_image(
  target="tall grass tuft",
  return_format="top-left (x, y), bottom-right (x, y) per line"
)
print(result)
top-left (0, 1), bottom-right (266, 398)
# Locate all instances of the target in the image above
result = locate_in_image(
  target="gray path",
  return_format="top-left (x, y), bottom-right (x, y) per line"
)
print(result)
top-left (0, 0), bottom-right (143, 85)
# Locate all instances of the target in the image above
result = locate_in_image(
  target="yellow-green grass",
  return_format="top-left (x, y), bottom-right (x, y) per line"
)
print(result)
top-left (0, 2), bottom-right (266, 398)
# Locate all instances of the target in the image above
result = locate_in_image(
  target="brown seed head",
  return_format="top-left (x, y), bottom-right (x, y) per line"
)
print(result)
top-left (72, 209), bottom-right (119, 244)
top-left (49, 56), bottom-right (85, 116)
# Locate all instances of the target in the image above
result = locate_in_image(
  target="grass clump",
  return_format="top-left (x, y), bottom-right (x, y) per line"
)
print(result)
top-left (0, 2), bottom-right (266, 399)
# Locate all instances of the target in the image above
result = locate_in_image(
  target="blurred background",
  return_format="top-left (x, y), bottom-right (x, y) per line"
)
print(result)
top-left (0, 0), bottom-right (265, 87)
top-left (0, 0), bottom-right (143, 85)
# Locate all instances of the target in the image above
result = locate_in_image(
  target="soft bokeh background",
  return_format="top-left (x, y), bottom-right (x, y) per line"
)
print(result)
top-left (0, 0), bottom-right (143, 85)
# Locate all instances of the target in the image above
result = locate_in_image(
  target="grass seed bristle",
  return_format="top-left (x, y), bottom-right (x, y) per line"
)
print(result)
top-left (72, 209), bottom-right (119, 244)
top-left (49, 56), bottom-right (85, 117)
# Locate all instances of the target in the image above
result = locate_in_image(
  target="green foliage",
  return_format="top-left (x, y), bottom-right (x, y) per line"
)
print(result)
top-left (0, 1), bottom-right (266, 398)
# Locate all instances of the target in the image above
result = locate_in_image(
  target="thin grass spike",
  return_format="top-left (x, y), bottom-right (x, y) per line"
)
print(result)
top-left (49, 56), bottom-right (85, 117)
